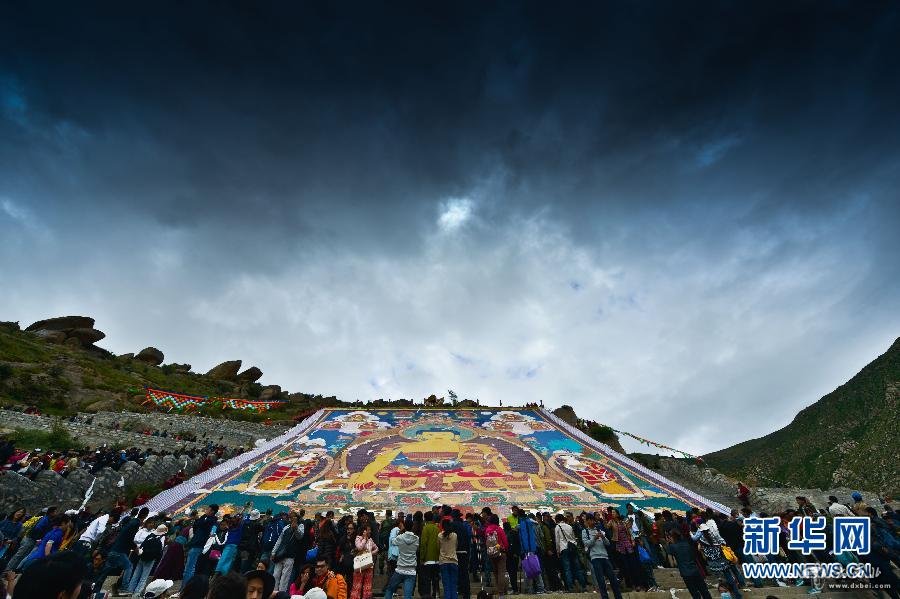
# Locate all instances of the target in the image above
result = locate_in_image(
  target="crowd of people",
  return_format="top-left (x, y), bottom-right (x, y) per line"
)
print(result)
top-left (0, 490), bottom-right (896, 599)
top-left (0, 436), bottom-right (242, 481)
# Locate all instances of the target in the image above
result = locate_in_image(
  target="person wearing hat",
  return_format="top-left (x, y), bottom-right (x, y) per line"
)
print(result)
top-left (246, 568), bottom-right (276, 599)
top-left (851, 492), bottom-right (869, 516)
top-left (126, 523), bottom-right (169, 598)
top-left (239, 509), bottom-right (264, 572)
top-left (296, 587), bottom-right (328, 599)
top-left (143, 579), bottom-right (175, 599)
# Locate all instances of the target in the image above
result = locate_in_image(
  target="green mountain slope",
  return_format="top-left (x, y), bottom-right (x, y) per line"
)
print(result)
top-left (704, 337), bottom-right (900, 494)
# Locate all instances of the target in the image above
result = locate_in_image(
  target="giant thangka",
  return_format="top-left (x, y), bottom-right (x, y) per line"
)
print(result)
top-left (146, 409), bottom-right (728, 515)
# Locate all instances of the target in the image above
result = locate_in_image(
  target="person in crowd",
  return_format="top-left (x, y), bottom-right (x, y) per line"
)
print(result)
top-left (582, 513), bottom-right (623, 599)
top-left (693, 523), bottom-right (741, 599)
top-left (378, 510), bottom-right (394, 576)
top-left (608, 507), bottom-right (644, 591)
top-left (290, 563), bottom-right (313, 596)
top-left (484, 514), bottom-right (508, 598)
top-left (184, 504), bottom-right (218, 585)
top-left (245, 568), bottom-right (276, 599)
top-left (384, 518), bottom-right (419, 599)
top-left (93, 506), bottom-right (149, 598)
top-left (337, 520), bottom-right (357, 592)
top-left (177, 574), bottom-right (210, 599)
top-left (827, 496), bottom-right (853, 517)
top-left (438, 517), bottom-right (459, 599)
top-left (553, 513), bottom-right (587, 592)
top-left (0, 508), bottom-right (25, 564)
top-left (154, 523), bottom-right (187, 584)
top-left (502, 521), bottom-right (520, 596)
top-left (12, 550), bottom-right (87, 599)
top-left (310, 557), bottom-right (348, 599)
top-left (216, 503), bottom-right (253, 576)
top-left (667, 529), bottom-right (711, 599)
top-left (19, 514), bottom-right (71, 572)
top-left (851, 492), bottom-right (869, 516)
top-left (450, 508), bottom-right (471, 599)
top-left (127, 522), bottom-right (168, 598)
top-left (6, 505), bottom-right (57, 571)
top-left (318, 519), bottom-right (339, 573)
top-left (272, 511), bottom-right (305, 593)
top-left (206, 571), bottom-right (247, 599)
top-left (419, 512), bottom-right (440, 599)
top-left (518, 512), bottom-right (545, 595)
top-left (239, 509), bottom-right (264, 572)
top-left (351, 524), bottom-right (378, 599)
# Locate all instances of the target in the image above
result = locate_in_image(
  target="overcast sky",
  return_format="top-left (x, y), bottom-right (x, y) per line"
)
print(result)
top-left (2, 2), bottom-right (899, 455)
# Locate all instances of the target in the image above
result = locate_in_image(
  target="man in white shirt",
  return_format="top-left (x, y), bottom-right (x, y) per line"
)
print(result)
top-left (553, 514), bottom-right (588, 592)
top-left (827, 496), bottom-right (854, 517)
top-left (75, 511), bottom-right (120, 556)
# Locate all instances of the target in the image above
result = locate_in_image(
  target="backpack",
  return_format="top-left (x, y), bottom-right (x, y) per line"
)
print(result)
top-left (261, 520), bottom-right (283, 551)
top-left (96, 525), bottom-right (120, 554)
top-left (140, 533), bottom-right (163, 561)
top-left (486, 529), bottom-right (501, 557)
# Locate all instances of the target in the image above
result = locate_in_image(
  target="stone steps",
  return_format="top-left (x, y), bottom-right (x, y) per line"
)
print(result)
top-left (367, 567), bottom-right (864, 599)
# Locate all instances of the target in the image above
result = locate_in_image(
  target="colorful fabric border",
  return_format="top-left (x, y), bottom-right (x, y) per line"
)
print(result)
top-left (142, 387), bottom-right (287, 413)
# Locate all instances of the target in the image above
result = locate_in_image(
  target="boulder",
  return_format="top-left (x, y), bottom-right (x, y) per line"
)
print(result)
top-left (32, 329), bottom-right (67, 344)
top-left (259, 385), bottom-right (282, 401)
top-left (238, 366), bottom-right (263, 383)
top-left (135, 347), bottom-right (164, 365)
top-left (68, 327), bottom-right (106, 344)
top-left (169, 363), bottom-right (192, 373)
top-left (205, 360), bottom-right (242, 381)
top-left (25, 316), bottom-right (95, 332)
top-left (63, 337), bottom-right (82, 348)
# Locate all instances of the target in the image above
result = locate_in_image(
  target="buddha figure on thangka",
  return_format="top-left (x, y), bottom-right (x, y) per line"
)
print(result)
top-left (243, 413), bottom-right (645, 500)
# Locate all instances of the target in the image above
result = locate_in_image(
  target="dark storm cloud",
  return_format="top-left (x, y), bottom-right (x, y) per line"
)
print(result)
top-left (1, 2), bottom-right (899, 453)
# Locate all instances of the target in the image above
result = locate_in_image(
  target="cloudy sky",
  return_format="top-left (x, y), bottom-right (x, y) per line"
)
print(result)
top-left (2, 2), bottom-right (899, 455)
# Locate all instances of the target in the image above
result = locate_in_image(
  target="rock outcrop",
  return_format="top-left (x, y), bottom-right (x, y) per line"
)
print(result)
top-left (238, 366), bottom-right (264, 382)
top-left (135, 347), bottom-right (165, 365)
top-left (258, 385), bottom-right (281, 401)
top-left (25, 315), bottom-right (106, 350)
top-left (206, 360), bottom-right (242, 381)
top-left (25, 316), bottom-right (95, 332)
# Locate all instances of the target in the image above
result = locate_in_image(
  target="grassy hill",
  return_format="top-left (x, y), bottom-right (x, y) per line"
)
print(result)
top-left (0, 320), bottom-right (338, 423)
top-left (704, 337), bottom-right (900, 494)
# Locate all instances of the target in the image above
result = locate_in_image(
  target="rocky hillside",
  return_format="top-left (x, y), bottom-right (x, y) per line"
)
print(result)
top-left (0, 316), bottom-right (342, 423)
top-left (704, 337), bottom-right (900, 494)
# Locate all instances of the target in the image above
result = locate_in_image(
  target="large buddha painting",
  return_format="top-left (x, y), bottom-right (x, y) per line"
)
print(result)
top-left (172, 409), bottom-right (700, 514)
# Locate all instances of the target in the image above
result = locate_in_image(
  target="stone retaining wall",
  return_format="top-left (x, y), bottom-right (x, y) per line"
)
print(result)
top-left (0, 409), bottom-right (290, 451)
top-left (0, 410), bottom-right (204, 451)
top-left (86, 411), bottom-right (289, 448)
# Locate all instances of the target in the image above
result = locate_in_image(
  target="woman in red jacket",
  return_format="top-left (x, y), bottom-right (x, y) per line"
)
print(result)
top-left (483, 515), bottom-right (509, 599)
